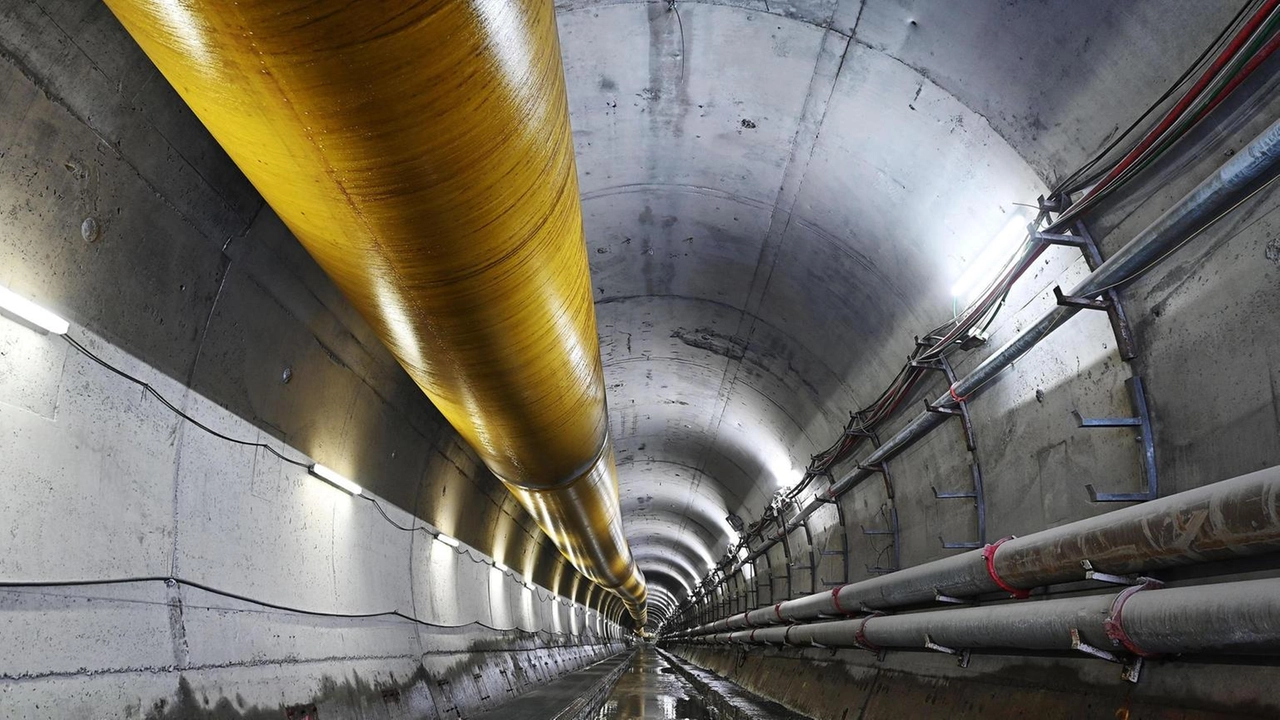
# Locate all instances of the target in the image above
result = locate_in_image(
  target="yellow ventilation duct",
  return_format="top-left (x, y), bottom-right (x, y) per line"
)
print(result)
top-left (104, 0), bottom-right (646, 624)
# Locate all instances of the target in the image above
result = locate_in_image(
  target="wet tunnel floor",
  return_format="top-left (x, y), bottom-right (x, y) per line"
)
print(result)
top-left (471, 645), bottom-right (804, 720)
top-left (591, 646), bottom-right (715, 719)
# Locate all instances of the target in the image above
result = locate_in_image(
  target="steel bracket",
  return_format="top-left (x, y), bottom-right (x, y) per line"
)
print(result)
top-left (1081, 559), bottom-right (1144, 586)
top-left (1031, 229), bottom-right (1089, 249)
top-left (1070, 628), bottom-right (1144, 683)
top-left (844, 428), bottom-right (881, 447)
top-left (1034, 222), bottom-right (1137, 360)
top-left (934, 462), bottom-right (988, 549)
top-left (923, 634), bottom-right (971, 668)
top-left (1053, 284), bottom-right (1111, 311)
top-left (934, 591), bottom-right (971, 605)
top-left (925, 399), bottom-right (963, 416)
top-left (917, 356), bottom-right (987, 549)
top-left (1075, 376), bottom-right (1158, 502)
top-left (862, 505), bottom-right (901, 575)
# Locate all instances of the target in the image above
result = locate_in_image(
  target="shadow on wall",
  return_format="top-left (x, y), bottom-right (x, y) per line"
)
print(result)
top-left (141, 640), bottom-right (624, 720)
top-left (0, 0), bottom-right (616, 621)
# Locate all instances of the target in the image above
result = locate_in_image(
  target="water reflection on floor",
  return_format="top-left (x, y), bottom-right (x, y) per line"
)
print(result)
top-left (592, 646), bottom-right (712, 720)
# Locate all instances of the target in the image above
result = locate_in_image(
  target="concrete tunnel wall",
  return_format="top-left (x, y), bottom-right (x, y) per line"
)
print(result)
top-left (3, 0), bottom-right (1280, 718)
top-left (0, 320), bottom-right (624, 718)
top-left (0, 1), bottom-right (628, 717)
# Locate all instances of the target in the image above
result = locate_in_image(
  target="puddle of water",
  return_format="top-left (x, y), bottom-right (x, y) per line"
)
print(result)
top-left (591, 649), bottom-right (718, 719)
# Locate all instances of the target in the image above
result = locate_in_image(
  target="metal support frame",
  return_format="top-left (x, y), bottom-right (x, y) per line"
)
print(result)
top-left (759, 538), bottom-right (776, 608)
top-left (859, 462), bottom-right (901, 574)
top-left (1035, 221), bottom-right (1137, 361)
top-left (775, 509), bottom-right (795, 601)
top-left (924, 634), bottom-right (972, 668)
top-left (1069, 628), bottom-right (1144, 683)
top-left (917, 355), bottom-right (987, 548)
top-left (1036, 220), bottom-right (1155, 502)
top-left (793, 506), bottom-right (819, 596)
top-left (816, 486), bottom-right (852, 588)
top-left (1073, 375), bottom-right (1158, 502)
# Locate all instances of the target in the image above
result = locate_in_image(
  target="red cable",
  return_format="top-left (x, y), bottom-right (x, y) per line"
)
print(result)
top-left (1079, 0), bottom-right (1279, 209)
top-left (1194, 27), bottom-right (1280, 124)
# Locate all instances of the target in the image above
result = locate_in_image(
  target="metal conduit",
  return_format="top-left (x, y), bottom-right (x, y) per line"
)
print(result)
top-left (679, 578), bottom-right (1280, 659)
top-left (104, 0), bottom-right (646, 623)
top-left (692, 115), bottom-right (1280, 619)
top-left (679, 464), bottom-right (1280, 635)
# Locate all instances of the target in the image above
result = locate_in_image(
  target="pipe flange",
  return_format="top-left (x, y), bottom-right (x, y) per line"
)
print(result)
top-left (1104, 577), bottom-right (1164, 658)
top-left (854, 611), bottom-right (885, 653)
top-left (982, 536), bottom-right (1031, 599)
top-left (830, 584), bottom-right (856, 616)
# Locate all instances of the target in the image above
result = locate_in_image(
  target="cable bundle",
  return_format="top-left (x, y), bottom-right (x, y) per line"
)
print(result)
top-left (706, 0), bottom-right (1280, 593)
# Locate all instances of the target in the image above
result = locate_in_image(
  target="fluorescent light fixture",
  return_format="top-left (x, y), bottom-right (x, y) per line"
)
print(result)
top-left (951, 214), bottom-right (1032, 302)
top-left (0, 285), bottom-right (69, 335)
top-left (435, 532), bottom-right (460, 548)
top-left (494, 560), bottom-right (508, 572)
top-left (308, 463), bottom-right (362, 495)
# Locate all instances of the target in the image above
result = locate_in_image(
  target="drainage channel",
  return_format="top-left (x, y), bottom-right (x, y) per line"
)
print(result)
top-left (469, 650), bottom-right (634, 720)
top-left (587, 645), bottom-right (809, 720)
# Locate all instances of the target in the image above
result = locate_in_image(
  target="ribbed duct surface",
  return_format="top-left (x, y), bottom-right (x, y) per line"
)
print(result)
top-left (103, 0), bottom-right (645, 622)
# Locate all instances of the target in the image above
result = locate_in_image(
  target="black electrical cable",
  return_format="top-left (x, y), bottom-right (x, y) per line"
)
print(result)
top-left (0, 575), bottom-right (584, 636)
top-left (40, 335), bottom-right (613, 631)
top-left (64, 331), bottom-right (571, 572)
top-left (62, 334), bottom-right (312, 469)
top-left (1053, 0), bottom-right (1259, 197)
top-left (704, 2), bottom-right (1279, 595)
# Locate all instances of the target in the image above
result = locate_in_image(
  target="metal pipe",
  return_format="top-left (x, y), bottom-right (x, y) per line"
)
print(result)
top-left (104, 0), bottom-right (647, 623)
top-left (705, 115), bottom-right (1280, 615)
top-left (682, 578), bottom-right (1280, 657)
top-left (682, 464), bottom-right (1280, 634)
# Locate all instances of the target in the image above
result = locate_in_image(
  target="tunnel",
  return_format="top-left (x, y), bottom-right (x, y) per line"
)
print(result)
top-left (2, 0), bottom-right (1280, 717)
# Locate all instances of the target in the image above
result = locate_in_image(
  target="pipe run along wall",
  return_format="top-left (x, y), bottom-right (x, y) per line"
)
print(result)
top-left (674, 464), bottom-right (1280, 635)
top-left (677, 114), bottom-right (1280, 623)
top-left (678, 578), bottom-right (1280, 659)
top-left (103, 0), bottom-right (646, 622)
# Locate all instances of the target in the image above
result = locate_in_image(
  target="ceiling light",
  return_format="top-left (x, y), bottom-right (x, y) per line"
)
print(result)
top-left (308, 463), bottom-right (362, 495)
top-left (951, 213), bottom-right (1032, 302)
top-left (435, 533), bottom-right (460, 548)
top-left (0, 285), bottom-right (69, 335)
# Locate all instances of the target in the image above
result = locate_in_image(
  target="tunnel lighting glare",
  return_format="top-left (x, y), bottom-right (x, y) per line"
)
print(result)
top-left (435, 532), bottom-right (460, 548)
top-left (0, 285), bottom-right (70, 335)
top-left (950, 213), bottom-right (1032, 302)
top-left (308, 463), bottom-right (362, 495)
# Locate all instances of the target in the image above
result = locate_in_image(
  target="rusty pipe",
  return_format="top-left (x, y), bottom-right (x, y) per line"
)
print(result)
top-left (104, 0), bottom-right (646, 623)
top-left (681, 578), bottom-right (1280, 658)
top-left (679, 464), bottom-right (1280, 635)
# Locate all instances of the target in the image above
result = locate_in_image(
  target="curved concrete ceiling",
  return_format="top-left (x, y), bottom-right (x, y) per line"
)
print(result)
top-left (554, 0), bottom-right (1240, 626)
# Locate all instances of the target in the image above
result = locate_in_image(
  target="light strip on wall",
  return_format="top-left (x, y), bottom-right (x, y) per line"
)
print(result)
top-left (0, 285), bottom-right (70, 335)
top-left (435, 533), bottom-right (460, 548)
top-left (307, 463), bottom-right (363, 495)
top-left (494, 560), bottom-right (508, 572)
top-left (950, 213), bottom-right (1032, 302)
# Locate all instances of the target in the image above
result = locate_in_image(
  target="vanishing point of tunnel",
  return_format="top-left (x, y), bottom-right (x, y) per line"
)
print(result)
top-left (3, 0), bottom-right (1280, 718)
